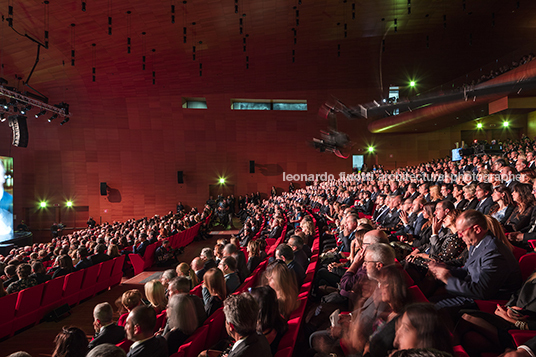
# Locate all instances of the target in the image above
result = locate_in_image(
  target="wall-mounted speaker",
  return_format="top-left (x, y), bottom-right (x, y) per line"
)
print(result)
top-left (100, 182), bottom-right (108, 196)
top-left (177, 171), bottom-right (184, 184)
top-left (249, 160), bottom-right (255, 174)
top-left (8, 115), bottom-right (29, 147)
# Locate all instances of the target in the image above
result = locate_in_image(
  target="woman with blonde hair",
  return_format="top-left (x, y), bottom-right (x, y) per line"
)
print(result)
top-left (107, 244), bottom-right (120, 258)
top-left (264, 260), bottom-right (299, 319)
top-left (202, 268), bottom-right (226, 317)
top-left (176, 262), bottom-right (199, 289)
top-left (429, 185), bottom-right (443, 203)
top-left (144, 279), bottom-right (167, 314)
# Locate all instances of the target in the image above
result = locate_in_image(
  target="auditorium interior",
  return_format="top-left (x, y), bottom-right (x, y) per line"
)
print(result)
top-left (4, 0), bottom-right (536, 356)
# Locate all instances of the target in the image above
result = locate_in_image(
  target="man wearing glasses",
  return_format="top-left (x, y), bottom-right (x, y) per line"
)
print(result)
top-left (429, 209), bottom-right (521, 311)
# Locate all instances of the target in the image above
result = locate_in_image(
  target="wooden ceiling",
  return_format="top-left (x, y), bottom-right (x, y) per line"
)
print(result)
top-left (1, 0), bottom-right (536, 115)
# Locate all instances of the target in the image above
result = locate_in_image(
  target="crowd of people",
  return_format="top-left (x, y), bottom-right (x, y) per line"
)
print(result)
top-left (6, 135), bottom-right (536, 356)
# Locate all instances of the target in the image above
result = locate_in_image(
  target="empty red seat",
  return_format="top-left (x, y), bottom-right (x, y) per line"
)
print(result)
top-left (110, 255), bottom-right (125, 287)
top-left (519, 253), bottom-right (536, 282)
top-left (95, 259), bottom-right (115, 293)
top-left (62, 270), bottom-right (85, 306)
top-left (79, 264), bottom-right (101, 301)
top-left (13, 283), bottom-right (45, 333)
top-left (38, 275), bottom-right (66, 320)
top-left (155, 310), bottom-right (167, 332)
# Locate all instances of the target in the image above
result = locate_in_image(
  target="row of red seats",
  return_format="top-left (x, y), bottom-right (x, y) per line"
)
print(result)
top-left (173, 219), bottom-right (289, 357)
top-left (0, 254), bottom-right (126, 340)
top-left (129, 219), bottom-right (207, 276)
top-left (274, 215), bottom-right (321, 357)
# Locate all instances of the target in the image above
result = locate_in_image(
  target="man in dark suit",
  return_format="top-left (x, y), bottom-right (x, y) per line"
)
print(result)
top-left (287, 235), bottom-right (309, 270)
top-left (475, 182), bottom-right (494, 215)
top-left (88, 302), bottom-right (125, 349)
top-left (125, 305), bottom-right (168, 357)
top-left (133, 233), bottom-right (150, 257)
top-left (275, 244), bottom-right (305, 287)
top-left (200, 247), bottom-right (217, 271)
top-left (91, 244), bottom-right (111, 265)
top-left (223, 293), bottom-right (272, 357)
top-left (223, 243), bottom-right (249, 283)
top-left (74, 246), bottom-right (93, 271)
top-left (30, 261), bottom-right (51, 285)
top-left (429, 210), bottom-right (521, 310)
top-left (398, 198), bottom-right (426, 238)
top-left (219, 256), bottom-right (241, 295)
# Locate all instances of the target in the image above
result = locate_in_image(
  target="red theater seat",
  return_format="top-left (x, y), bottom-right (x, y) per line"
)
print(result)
top-left (13, 283), bottom-right (45, 333)
top-left (0, 292), bottom-right (18, 338)
top-left (95, 259), bottom-right (115, 293)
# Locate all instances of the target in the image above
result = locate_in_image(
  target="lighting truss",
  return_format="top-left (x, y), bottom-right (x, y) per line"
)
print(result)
top-left (0, 85), bottom-right (70, 118)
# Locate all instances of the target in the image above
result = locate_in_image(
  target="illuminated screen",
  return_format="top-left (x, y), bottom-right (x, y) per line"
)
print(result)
top-left (452, 148), bottom-right (462, 162)
top-left (0, 156), bottom-right (13, 243)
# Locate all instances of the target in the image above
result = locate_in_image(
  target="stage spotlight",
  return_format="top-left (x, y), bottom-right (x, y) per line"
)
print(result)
top-left (60, 117), bottom-right (70, 125)
top-left (66, 201), bottom-right (73, 207)
top-left (35, 110), bottom-right (47, 118)
top-left (48, 114), bottom-right (58, 122)
top-left (20, 105), bottom-right (32, 115)
top-left (503, 121), bottom-right (509, 127)
top-left (476, 123), bottom-right (483, 129)
top-left (39, 201), bottom-right (48, 208)
top-left (218, 177), bottom-right (226, 184)
top-left (367, 146), bottom-right (375, 153)
top-left (0, 113), bottom-right (6, 122)
top-left (409, 80), bottom-right (416, 87)
top-left (0, 99), bottom-right (7, 110)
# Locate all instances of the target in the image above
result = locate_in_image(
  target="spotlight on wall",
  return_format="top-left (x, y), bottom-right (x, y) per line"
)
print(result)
top-left (48, 114), bottom-right (58, 122)
top-left (20, 105), bottom-right (32, 114)
top-left (35, 110), bottom-right (47, 118)
top-left (60, 117), bottom-right (70, 125)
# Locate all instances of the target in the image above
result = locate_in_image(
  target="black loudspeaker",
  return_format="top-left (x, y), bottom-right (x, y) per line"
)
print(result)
top-left (43, 303), bottom-right (71, 322)
top-left (100, 182), bottom-right (108, 195)
top-left (8, 115), bottom-right (29, 147)
top-left (249, 160), bottom-right (255, 173)
top-left (177, 171), bottom-right (184, 184)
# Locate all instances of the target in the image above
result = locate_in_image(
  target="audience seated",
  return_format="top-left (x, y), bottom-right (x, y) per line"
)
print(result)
top-left (164, 294), bottom-right (198, 354)
top-left (6, 263), bottom-right (37, 294)
top-left (52, 326), bottom-right (89, 357)
top-left (264, 260), bottom-right (299, 319)
top-left (124, 305), bottom-right (168, 357)
top-left (86, 343), bottom-right (127, 357)
top-left (250, 286), bottom-right (288, 355)
top-left (218, 256), bottom-right (241, 295)
top-left (175, 262), bottom-right (198, 289)
top-left (117, 290), bottom-right (143, 327)
top-left (202, 267), bottom-right (226, 317)
top-left (144, 280), bottom-right (167, 314)
top-left (88, 302), bottom-right (125, 350)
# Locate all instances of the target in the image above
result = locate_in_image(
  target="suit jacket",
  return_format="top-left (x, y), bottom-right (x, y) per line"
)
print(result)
top-left (127, 335), bottom-right (168, 357)
top-left (475, 196), bottom-right (494, 215)
top-left (88, 323), bottom-right (125, 349)
top-left (268, 226), bottom-right (283, 239)
top-left (446, 234), bottom-right (522, 300)
top-left (227, 333), bottom-right (273, 357)
top-left (288, 260), bottom-right (305, 287)
top-left (380, 209), bottom-right (401, 229)
top-left (90, 253), bottom-right (111, 265)
top-left (225, 272), bottom-right (241, 294)
top-left (402, 212), bottom-right (426, 237)
top-left (133, 240), bottom-right (150, 257)
top-left (455, 199), bottom-right (468, 210)
top-left (293, 248), bottom-right (309, 270)
top-left (465, 198), bottom-right (479, 211)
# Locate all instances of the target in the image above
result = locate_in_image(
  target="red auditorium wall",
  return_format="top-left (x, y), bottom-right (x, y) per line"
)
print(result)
top-left (0, 85), bottom-right (530, 231)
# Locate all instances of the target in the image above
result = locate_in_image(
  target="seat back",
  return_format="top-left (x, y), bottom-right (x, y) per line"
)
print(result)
top-left (155, 310), bottom-right (167, 332)
top-left (110, 255), bottom-right (125, 286)
top-left (14, 283), bottom-right (46, 332)
top-left (0, 292), bottom-right (19, 338)
top-left (129, 253), bottom-right (146, 276)
top-left (95, 258), bottom-right (115, 291)
top-left (519, 253), bottom-right (536, 281)
top-left (62, 270), bottom-right (85, 306)
top-left (143, 243), bottom-right (159, 270)
top-left (39, 275), bottom-right (66, 317)
top-left (79, 264), bottom-right (101, 301)
top-left (204, 307), bottom-right (226, 350)
top-left (180, 324), bottom-right (209, 357)
top-left (408, 285), bottom-right (429, 303)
